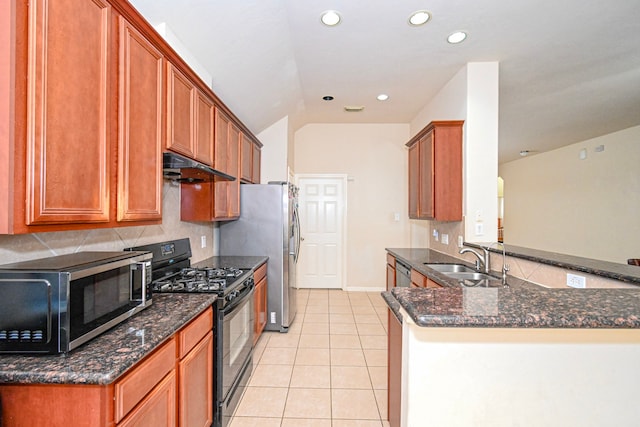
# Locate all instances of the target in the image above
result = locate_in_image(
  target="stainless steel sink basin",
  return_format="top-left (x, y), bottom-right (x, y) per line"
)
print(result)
top-left (423, 263), bottom-right (476, 273)
top-left (445, 272), bottom-right (504, 287)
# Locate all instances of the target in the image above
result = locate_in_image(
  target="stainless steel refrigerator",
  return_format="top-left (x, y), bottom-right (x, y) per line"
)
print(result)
top-left (219, 182), bottom-right (300, 332)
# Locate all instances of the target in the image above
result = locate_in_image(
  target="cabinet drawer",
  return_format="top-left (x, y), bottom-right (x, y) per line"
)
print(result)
top-left (179, 307), bottom-right (213, 359)
top-left (115, 337), bottom-right (176, 423)
top-left (410, 270), bottom-right (427, 287)
top-left (117, 370), bottom-right (177, 427)
top-left (254, 262), bottom-right (267, 282)
top-left (386, 254), bottom-right (396, 267)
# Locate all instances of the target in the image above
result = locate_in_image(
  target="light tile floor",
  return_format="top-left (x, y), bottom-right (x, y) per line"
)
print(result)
top-left (230, 289), bottom-right (391, 427)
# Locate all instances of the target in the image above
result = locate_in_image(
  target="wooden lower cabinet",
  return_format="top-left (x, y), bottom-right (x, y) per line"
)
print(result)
top-left (118, 371), bottom-right (176, 427)
top-left (410, 269), bottom-right (443, 288)
top-left (0, 308), bottom-right (213, 427)
top-left (253, 262), bottom-right (268, 345)
top-left (386, 254), bottom-right (396, 291)
top-left (178, 332), bottom-right (213, 427)
top-left (387, 308), bottom-right (402, 427)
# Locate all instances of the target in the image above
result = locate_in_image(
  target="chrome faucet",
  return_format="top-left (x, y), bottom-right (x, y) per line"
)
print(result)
top-left (459, 243), bottom-right (511, 286)
top-left (459, 246), bottom-right (490, 273)
top-left (487, 242), bottom-right (510, 287)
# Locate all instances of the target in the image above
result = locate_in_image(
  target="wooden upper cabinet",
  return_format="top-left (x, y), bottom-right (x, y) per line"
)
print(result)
top-left (227, 122), bottom-right (241, 218)
top-left (117, 17), bottom-right (163, 222)
top-left (214, 109), bottom-right (230, 173)
top-left (252, 142), bottom-right (261, 184)
top-left (240, 132), bottom-right (262, 184)
top-left (408, 142), bottom-right (420, 219)
top-left (26, 0), bottom-right (111, 225)
top-left (214, 108), bottom-right (240, 221)
top-left (194, 90), bottom-right (215, 166)
top-left (407, 120), bottom-right (463, 221)
top-left (166, 63), bottom-right (195, 158)
top-left (240, 133), bottom-right (253, 182)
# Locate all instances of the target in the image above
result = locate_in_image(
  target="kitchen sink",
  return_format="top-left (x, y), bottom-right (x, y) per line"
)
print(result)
top-left (423, 263), bottom-right (477, 273)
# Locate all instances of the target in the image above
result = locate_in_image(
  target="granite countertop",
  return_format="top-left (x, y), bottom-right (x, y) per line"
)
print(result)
top-left (464, 242), bottom-right (640, 285)
top-left (193, 255), bottom-right (268, 270)
top-left (385, 248), bottom-right (640, 329)
top-left (0, 294), bottom-right (216, 385)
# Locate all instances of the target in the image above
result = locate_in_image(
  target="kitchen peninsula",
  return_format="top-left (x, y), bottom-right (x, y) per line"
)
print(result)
top-left (385, 248), bottom-right (640, 427)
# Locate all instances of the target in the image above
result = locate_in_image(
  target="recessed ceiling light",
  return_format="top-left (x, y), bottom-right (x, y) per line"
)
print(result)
top-left (408, 10), bottom-right (431, 26)
top-left (322, 95), bottom-right (334, 101)
top-left (377, 94), bottom-right (389, 101)
top-left (447, 31), bottom-right (467, 44)
top-left (321, 10), bottom-right (341, 26)
top-left (519, 150), bottom-right (537, 157)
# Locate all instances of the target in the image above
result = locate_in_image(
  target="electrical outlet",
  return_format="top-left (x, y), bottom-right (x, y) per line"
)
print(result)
top-left (201, 235), bottom-right (207, 248)
top-left (567, 273), bottom-right (586, 288)
top-left (458, 236), bottom-right (464, 247)
top-left (270, 312), bottom-right (276, 323)
top-left (433, 229), bottom-right (439, 241)
top-left (475, 222), bottom-right (484, 236)
top-left (441, 234), bottom-right (449, 244)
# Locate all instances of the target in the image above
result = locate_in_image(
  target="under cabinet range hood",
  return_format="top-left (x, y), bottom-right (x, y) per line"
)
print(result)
top-left (163, 151), bottom-right (235, 183)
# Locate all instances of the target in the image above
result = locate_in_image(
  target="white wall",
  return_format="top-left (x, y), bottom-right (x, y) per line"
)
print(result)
top-left (500, 125), bottom-right (640, 264)
top-left (257, 116), bottom-right (290, 183)
top-left (294, 123), bottom-right (410, 290)
top-left (409, 62), bottom-right (500, 249)
top-left (153, 23), bottom-right (213, 87)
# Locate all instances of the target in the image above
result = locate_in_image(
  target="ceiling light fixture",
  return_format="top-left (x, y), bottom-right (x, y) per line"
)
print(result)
top-left (447, 31), bottom-right (467, 44)
top-left (408, 10), bottom-right (431, 26)
top-left (322, 95), bottom-right (334, 101)
top-left (377, 94), bottom-right (389, 101)
top-left (344, 105), bottom-right (365, 112)
top-left (519, 150), bottom-right (537, 157)
top-left (321, 10), bottom-right (341, 26)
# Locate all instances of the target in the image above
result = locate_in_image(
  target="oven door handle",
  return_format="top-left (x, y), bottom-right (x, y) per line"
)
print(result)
top-left (221, 286), bottom-right (254, 315)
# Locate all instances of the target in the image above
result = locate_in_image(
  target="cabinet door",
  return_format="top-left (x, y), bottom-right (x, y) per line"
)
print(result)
top-left (254, 276), bottom-right (267, 345)
top-left (166, 63), bottom-right (195, 157)
top-left (179, 332), bottom-right (213, 427)
top-left (213, 109), bottom-right (230, 218)
top-left (410, 270), bottom-right (427, 288)
top-left (388, 309), bottom-right (402, 427)
top-left (194, 91), bottom-right (214, 166)
top-left (252, 142), bottom-right (261, 184)
top-left (240, 133), bottom-right (253, 182)
top-left (26, 0), bottom-right (111, 225)
top-left (118, 370), bottom-right (177, 427)
top-left (387, 264), bottom-right (396, 291)
top-left (418, 132), bottom-right (434, 219)
top-left (227, 123), bottom-right (241, 218)
top-left (117, 18), bottom-right (163, 222)
top-left (407, 142), bottom-right (419, 219)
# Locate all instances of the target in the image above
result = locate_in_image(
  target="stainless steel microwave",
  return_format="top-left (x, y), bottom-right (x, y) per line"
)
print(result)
top-left (0, 251), bottom-right (152, 354)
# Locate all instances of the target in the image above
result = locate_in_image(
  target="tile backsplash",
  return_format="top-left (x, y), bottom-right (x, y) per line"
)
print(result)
top-left (0, 182), bottom-right (216, 265)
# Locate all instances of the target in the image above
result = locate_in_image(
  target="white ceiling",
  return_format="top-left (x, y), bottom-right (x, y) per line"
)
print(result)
top-left (129, 0), bottom-right (640, 163)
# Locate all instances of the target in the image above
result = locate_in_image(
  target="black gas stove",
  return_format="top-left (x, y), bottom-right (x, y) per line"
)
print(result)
top-left (127, 238), bottom-right (252, 300)
top-left (152, 266), bottom-right (247, 293)
top-left (127, 238), bottom-right (255, 427)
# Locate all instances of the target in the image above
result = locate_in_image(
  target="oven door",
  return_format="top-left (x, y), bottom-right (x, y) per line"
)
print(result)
top-left (220, 287), bottom-right (254, 402)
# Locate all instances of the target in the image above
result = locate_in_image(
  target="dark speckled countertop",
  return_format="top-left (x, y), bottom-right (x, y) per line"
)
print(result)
top-left (0, 256), bottom-right (268, 386)
top-left (385, 248), bottom-right (640, 328)
top-left (0, 294), bottom-right (216, 385)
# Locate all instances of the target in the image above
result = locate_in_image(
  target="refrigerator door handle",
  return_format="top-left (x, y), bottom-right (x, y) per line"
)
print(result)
top-left (293, 205), bottom-right (301, 263)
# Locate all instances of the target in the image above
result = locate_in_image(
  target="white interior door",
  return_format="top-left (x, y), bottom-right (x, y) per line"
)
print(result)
top-left (296, 175), bottom-right (346, 289)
